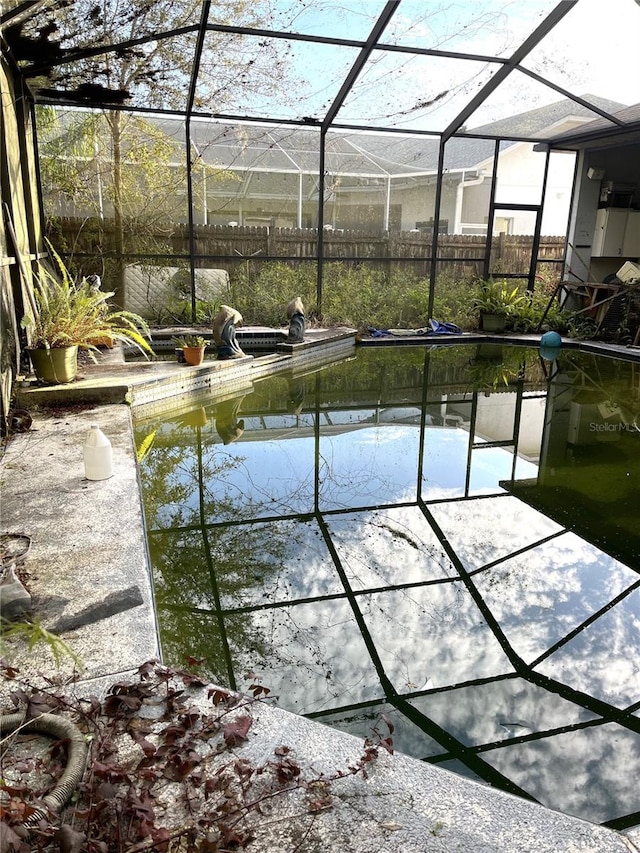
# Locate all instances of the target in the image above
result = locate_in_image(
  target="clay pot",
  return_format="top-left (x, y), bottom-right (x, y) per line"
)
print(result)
top-left (182, 346), bottom-right (206, 366)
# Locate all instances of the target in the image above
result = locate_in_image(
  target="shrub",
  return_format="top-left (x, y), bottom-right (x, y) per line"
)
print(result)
top-left (471, 279), bottom-right (527, 318)
top-left (508, 291), bottom-right (568, 333)
top-left (431, 274), bottom-right (478, 330)
top-left (230, 261), bottom-right (317, 326)
top-left (227, 261), bottom-right (480, 330)
top-left (22, 240), bottom-right (152, 356)
top-left (222, 262), bottom-right (569, 333)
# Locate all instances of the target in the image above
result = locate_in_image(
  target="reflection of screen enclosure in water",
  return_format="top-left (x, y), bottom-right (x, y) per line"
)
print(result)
top-left (134, 344), bottom-right (640, 829)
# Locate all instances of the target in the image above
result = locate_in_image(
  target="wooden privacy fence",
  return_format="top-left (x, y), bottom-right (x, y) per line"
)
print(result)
top-left (50, 219), bottom-right (565, 279)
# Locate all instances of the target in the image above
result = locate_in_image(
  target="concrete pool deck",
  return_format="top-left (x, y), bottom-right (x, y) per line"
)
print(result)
top-left (2, 329), bottom-right (640, 852)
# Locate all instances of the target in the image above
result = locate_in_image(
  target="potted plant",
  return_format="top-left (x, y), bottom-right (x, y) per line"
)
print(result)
top-left (171, 334), bottom-right (209, 366)
top-left (22, 242), bottom-right (153, 384)
top-left (471, 279), bottom-right (526, 332)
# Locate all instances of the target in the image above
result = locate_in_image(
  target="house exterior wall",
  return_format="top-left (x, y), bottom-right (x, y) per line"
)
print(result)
top-left (390, 180), bottom-right (437, 232)
top-left (495, 144), bottom-right (575, 236)
top-left (567, 143), bottom-right (640, 283)
top-left (38, 111), bottom-right (581, 243)
top-left (293, 143), bottom-right (572, 237)
top-left (461, 182), bottom-right (492, 234)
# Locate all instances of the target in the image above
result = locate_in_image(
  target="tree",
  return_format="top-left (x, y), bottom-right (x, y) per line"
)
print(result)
top-left (39, 108), bottom-right (184, 225)
top-left (14, 0), bottom-right (298, 301)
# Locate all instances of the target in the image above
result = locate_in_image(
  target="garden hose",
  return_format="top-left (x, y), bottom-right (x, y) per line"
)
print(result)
top-left (0, 711), bottom-right (89, 829)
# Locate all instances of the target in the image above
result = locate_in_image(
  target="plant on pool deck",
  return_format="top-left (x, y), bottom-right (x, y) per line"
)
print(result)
top-left (0, 659), bottom-right (395, 852)
top-left (172, 334), bottom-right (209, 366)
top-left (171, 334), bottom-right (209, 349)
top-left (471, 278), bottom-right (527, 331)
top-left (21, 241), bottom-right (153, 383)
top-left (507, 290), bottom-right (569, 333)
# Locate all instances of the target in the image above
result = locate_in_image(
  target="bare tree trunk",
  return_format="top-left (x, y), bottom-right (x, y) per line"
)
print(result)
top-left (110, 110), bottom-right (125, 306)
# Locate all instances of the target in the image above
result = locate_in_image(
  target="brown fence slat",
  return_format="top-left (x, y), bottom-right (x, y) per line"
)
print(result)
top-left (49, 219), bottom-right (565, 274)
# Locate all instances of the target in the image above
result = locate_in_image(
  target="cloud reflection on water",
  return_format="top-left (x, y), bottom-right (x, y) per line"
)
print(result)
top-left (137, 345), bottom-right (640, 827)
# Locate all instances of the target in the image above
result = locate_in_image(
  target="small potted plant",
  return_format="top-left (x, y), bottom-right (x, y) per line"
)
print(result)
top-left (171, 334), bottom-right (209, 366)
top-left (22, 242), bottom-right (153, 384)
top-left (471, 279), bottom-right (526, 333)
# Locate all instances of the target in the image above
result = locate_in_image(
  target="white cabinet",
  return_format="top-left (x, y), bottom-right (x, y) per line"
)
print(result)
top-left (623, 210), bottom-right (640, 257)
top-left (592, 208), bottom-right (640, 257)
top-left (592, 208), bottom-right (628, 256)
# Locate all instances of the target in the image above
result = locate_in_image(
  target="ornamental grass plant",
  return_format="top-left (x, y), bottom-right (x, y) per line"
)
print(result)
top-left (22, 241), bottom-right (153, 358)
top-left (470, 278), bottom-right (527, 318)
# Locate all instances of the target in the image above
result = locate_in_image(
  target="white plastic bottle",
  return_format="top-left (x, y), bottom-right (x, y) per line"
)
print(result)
top-left (83, 424), bottom-right (114, 480)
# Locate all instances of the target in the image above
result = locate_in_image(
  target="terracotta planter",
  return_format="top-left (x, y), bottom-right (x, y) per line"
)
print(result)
top-left (88, 335), bottom-right (115, 348)
top-left (28, 345), bottom-right (79, 384)
top-left (182, 346), bottom-right (206, 366)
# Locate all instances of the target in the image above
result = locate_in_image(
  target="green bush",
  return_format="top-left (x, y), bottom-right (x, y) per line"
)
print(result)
top-left (162, 296), bottom-right (221, 325)
top-left (507, 291), bottom-right (568, 333)
top-left (430, 274), bottom-right (477, 329)
top-left (471, 279), bottom-right (527, 317)
top-left (230, 261), bottom-right (317, 326)
top-left (219, 260), bottom-right (580, 335)
top-left (565, 315), bottom-right (599, 340)
top-left (322, 264), bottom-right (402, 328)
top-left (227, 261), bottom-right (480, 330)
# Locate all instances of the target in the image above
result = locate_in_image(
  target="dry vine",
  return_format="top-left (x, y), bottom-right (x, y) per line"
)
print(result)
top-left (0, 659), bottom-right (394, 853)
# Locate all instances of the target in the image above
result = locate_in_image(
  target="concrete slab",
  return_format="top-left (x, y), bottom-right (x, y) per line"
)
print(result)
top-left (228, 699), bottom-right (639, 853)
top-left (0, 404), bottom-right (159, 685)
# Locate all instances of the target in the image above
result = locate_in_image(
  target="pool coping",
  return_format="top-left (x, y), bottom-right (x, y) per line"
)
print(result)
top-left (357, 330), bottom-right (640, 362)
top-left (13, 330), bottom-right (640, 413)
top-left (3, 330), bottom-right (640, 851)
top-left (13, 327), bottom-right (359, 412)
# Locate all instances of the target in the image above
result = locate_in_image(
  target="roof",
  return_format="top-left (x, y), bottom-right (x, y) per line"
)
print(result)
top-left (537, 102), bottom-right (640, 151)
top-left (468, 94), bottom-right (627, 139)
top-left (47, 90), bottom-right (628, 182)
top-left (148, 95), bottom-right (631, 177)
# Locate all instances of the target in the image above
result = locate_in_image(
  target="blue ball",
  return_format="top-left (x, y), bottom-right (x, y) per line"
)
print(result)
top-left (539, 345), bottom-right (561, 361)
top-left (540, 331), bottom-right (562, 348)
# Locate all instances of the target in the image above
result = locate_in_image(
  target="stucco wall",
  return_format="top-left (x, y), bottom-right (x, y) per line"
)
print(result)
top-left (495, 144), bottom-right (575, 236)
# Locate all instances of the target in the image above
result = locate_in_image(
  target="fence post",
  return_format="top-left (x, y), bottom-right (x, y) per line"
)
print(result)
top-left (497, 231), bottom-right (506, 262)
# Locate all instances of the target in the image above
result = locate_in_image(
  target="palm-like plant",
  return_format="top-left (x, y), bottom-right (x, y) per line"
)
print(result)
top-left (23, 241), bottom-right (152, 357)
top-left (471, 279), bottom-right (527, 318)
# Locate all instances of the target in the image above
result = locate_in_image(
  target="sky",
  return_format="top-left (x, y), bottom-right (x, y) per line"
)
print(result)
top-left (215, 0), bottom-right (640, 131)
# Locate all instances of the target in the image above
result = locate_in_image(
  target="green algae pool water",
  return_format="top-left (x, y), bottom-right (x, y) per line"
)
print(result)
top-left (133, 343), bottom-right (640, 829)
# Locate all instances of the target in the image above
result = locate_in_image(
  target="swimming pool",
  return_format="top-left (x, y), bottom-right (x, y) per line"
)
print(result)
top-left (134, 343), bottom-right (640, 829)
